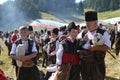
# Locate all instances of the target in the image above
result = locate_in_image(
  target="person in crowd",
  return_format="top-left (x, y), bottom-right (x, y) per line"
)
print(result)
top-left (77, 26), bottom-right (87, 39)
top-left (11, 29), bottom-right (19, 43)
top-left (115, 22), bottom-right (120, 57)
top-left (0, 43), bottom-right (4, 55)
top-left (0, 43), bottom-right (4, 64)
top-left (79, 11), bottom-right (111, 80)
top-left (42, 31), bottom-right (51, 67)
top-left (58, 26), bottom-right (67, 37)
top-left (109, 24), bottom-right (116, 49)
top-left (55, 22), bottom-right (81, 80)
top-left (10, 26), bottom-right (40, 80)
top-left (44, 28), bottom-right (60, 80)
top-left (4, 33), bottom-right (12, 56)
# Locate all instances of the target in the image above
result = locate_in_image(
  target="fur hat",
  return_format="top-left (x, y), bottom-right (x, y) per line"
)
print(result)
top-left (85, 11), bottom-right (98, 22)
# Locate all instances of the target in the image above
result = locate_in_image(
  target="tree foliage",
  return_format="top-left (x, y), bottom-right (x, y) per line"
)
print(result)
top-left (12, 0), bottom-right (84, 18)
top-left (84, 0), bottom-right (120, 12)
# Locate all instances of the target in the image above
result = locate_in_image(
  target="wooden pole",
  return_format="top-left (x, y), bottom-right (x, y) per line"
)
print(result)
top-left (17, 67), bottom-right (20, 80)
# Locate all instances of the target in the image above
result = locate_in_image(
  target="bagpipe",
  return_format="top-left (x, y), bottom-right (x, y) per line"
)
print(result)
top-left (78, 32), bottom-right (106, 64)
top-left (16, 44), bottom-right (26, 80)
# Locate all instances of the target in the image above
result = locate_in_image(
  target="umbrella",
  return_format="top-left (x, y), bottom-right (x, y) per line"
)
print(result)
top-left (29, 19), bottom-right (67, 29)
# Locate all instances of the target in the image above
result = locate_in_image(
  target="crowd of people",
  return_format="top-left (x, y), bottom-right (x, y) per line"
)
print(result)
top-left (0, 11), bottom-right (120, 80)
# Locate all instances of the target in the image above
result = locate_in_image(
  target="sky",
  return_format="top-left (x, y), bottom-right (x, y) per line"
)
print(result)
top-left (0, 0), bottom-right (83, 4)
top-left (0, 0), bottom-right (8, 4)
top-left (76, 0), bottom-right (81, 3)
top-left (0, 0), bottom-right (15, 4)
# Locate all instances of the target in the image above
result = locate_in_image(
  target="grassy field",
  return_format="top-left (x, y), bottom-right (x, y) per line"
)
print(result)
top-left (0, 38), bottom-right (120, 80)
top-left (98, 10), bottom-right (120, 20)
top-left (0, 9), bottom-right (120, 80)
top-left (84, 9), bottom-right (120, 20)
top-left (31, 9), bottom-right (120, 32)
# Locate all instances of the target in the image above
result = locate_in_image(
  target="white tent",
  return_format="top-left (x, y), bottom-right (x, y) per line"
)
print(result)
top-left (103, 17), bottom-right (120, 24)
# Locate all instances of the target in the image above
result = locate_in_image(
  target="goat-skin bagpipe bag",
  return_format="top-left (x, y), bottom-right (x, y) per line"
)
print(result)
top-left (79, 50), bottom-right (95, 63)
top-left (79, 50), bottom-right (106, 64)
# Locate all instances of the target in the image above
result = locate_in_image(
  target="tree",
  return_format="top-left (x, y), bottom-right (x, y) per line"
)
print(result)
top-left (109, 0), bottom-right (119, 10)
top-left (14, 0), bottom-right (40, 19)
top-left (84, 0), bottom-right (120, 12)
top-left (77, 2), bottom-right (84, 15)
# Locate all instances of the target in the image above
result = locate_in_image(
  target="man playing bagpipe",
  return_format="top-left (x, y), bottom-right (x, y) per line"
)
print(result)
top-left (78, 11), bottom-right (111, 80)
top-left (10, 26), bottom-right (40, 80)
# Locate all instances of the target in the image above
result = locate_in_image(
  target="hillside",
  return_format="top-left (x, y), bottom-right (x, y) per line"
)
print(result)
top-left (98, 9), bottom-right (120, 20)
top-left (32, 10), bottom-right (120, 31)
top-left (1, 9), bottom-right (120, 31)
top-left (39, 9), bottom-right (120, 23)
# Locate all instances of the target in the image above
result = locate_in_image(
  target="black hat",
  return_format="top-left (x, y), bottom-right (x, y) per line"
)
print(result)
top-left (28, 26), bottom-right (33, 31)
top-left (67, 22), bottom-right (77, 31)
top-left (51, 28), bottom-right (59, 35)
top-left (85, 11), bottom-right (98, 22)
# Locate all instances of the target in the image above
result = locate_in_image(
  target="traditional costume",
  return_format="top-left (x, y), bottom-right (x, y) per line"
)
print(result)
top-left (79, 11), bottom-right (111, 80)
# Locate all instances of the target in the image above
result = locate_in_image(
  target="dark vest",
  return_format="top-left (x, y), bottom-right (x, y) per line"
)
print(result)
top-left (49, 38), bottom-right (58, 53)
top-left (61, 39), bottom-right (80, 65)
top-left (80, 28), bottom-right (105, 46)
top-left (81, 28), bottom-right (106, 63)
top-left (12, 39), bottom-right (37, 66)
top-left (116, 31), bottom-right (120, 44)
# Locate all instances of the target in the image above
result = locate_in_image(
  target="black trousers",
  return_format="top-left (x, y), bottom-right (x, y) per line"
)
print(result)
top-left (81, 61), bottom-right (105, 80)
top-left (18, 66), bottom-right (40, 80)
top-left (69, 64), bottom-right (81, 80)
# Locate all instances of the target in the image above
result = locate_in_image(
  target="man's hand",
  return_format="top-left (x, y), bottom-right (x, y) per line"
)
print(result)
top-left (57, 65), bottom-right (61, 71)
top-left (18, 56), bottom-right (28, 62)
top-left (88, 45), bottom-right (96, 51)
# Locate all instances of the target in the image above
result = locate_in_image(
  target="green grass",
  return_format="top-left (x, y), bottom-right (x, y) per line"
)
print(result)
top-left (39, 9), bottom-right (120, 24)
top-left (40, 12), bottom-right (62, 22)
top-left (1, 9), bottom-right (120, 79)
top-left (84, 9), bottom-right (120, 20)
top-left (0, 39), bottom-right (120, 80)
top-left (98, 10), bottom-right (120, 20)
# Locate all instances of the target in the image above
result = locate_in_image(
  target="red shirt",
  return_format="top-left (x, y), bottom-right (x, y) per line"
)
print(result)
top-left (11, 34), bottom-right (17, 43)
top-left (0, 71), bottom-right (7, 80)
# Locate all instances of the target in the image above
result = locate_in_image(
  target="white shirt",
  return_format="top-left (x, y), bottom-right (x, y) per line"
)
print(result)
top-left (80, 29), bottom-right (111, 49)
top-left (56, 39), bottom-right (80, 65)
top-left (117, 26), bottom-right (120, 32)
top-left (10, 40), bottom-right (37, 55)
top-left (47, 39), bottom-right (60, 56)
top-left (77, 30), bottom-right (84, 39)
top-left (56, 43), bottom-right (63, 65)
top-left (57, 29), bottom-right (111, 65)
top-left (58, 31), bottom-right (63, 37)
